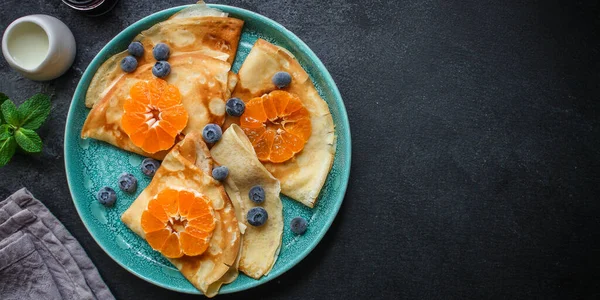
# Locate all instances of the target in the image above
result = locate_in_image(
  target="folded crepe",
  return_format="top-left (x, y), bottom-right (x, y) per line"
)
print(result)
top-left (86, 3), bottom-right (242, 108)
top-left (121, 132), bottom-right (240, 297)
top-left (81, 4), bottom-right (243, 159)
top-left (81, 52), bottom-right (237, 159)
top-left (231, 39), bottom-right (336, 207)
top-left (211, 125), bottom-right (283, 279)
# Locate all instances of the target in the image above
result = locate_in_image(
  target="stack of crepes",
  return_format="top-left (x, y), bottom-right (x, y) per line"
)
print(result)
top-left (80, 2), bottom-right (335, 297)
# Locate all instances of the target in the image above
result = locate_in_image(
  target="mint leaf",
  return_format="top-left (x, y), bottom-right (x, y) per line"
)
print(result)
top-left (0, 124), bottom-right (13, 140)
top-left (0, 136), bottom-right (17, 167)
top-left (1, 100), bottom-right (20, 127)
top-left (15, 128), bottom-right (42, 153)
top-left (0, 93), bottom-right (8, 124)
top-left (18, 93), bottom-right (51, 130)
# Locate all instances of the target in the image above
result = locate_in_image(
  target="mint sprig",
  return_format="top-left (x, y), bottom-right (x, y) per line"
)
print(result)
top-left (0, 93), bottom-right (51, 167)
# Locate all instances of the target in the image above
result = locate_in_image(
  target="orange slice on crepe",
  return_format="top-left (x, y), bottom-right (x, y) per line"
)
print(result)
top-left (239, 90), bottom-right (312, 163)
top-left (121, 78), bottom-right (188, 154)
top-left (141, 188), bottom-right (216, 258)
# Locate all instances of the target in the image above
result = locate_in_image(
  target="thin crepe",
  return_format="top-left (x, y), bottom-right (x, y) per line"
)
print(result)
top-left (81, 6), bottom-right (243, 159)
top-left (81, 52), bottom-right (237, 160)
top-left (86, 12), bottom-right (243, 108)
top-left (231, 39), bottom-right (336, 207)
top-left (211, 125), bottom-right (283, 279)
top-left (121, 132), bottom-right (240, 296)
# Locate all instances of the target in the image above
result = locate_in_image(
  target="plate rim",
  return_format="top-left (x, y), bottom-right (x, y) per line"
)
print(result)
top-left (64, 4), bottom-right (351, 295)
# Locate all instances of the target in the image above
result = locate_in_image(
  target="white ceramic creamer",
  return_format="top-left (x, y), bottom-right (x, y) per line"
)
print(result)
top-left (2, 15), bottom-right (76, 81)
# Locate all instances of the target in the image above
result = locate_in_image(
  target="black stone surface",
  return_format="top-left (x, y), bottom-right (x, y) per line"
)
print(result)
top-left (1, 0), bottom-right (600, 299)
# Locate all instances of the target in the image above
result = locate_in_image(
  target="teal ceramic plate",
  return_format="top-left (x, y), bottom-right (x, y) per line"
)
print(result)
top-left (64, 4), bottom-right (350, 295)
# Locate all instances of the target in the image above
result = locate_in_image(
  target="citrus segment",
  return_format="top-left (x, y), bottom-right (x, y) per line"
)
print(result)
top-left (141, 212), bottom-right (165, 233)
top-left (241, 98), bottom-right (267, 128)
top-left (184, 224), bottom-right (212, 239)
top-left (177, 190), bottom-right (195, 217)
top-left (140, 130), bottom-right (161, 154)
top-left (147, 200), bottom-right (169, 222)
top-left (239, 90), bottom-right (312, 163)
top-left (262, 95), bottom-right (278, 121)
top-left (285, 108), bottom-right (310, 122)
top-left (270, 134), bottom-right (294, 163)
top-left (120, 113), bottom-right (146, 136)
top-left (253, 130), bottom-right (275, 161)
top-left (141, 188), bottom-right (216, 258)
top-left (280, 131), bottom-right (304, 152)
top-left (161, 233), bottom-right (183, 258)
top-left (158, 122), bottom-right (177, 141)
top-left (129, 81), bottom-right (152, 105)
top-left (188, 214), bottom-right (216, 231)
top-left (283, 97), bottom-right (304, 115)
top-left (273, 91), bottom-right (290, 115)
top-left (160, 106), bottom-right (188, 134)
top-left (180, 231), bottom-right (210, 256)
top-left (186, 198), bottom-right (214, 220)
top-left (284, 118), bottom-right (312, 141)
top-left (244, 126), bottom-right (266, 143)
top-left (155, 126), bottom-right (175, 151)
top-left (155, 188), bottom-right (178, 216)
top-left (145, 228), bottom-right (170, 251)
top-left (121, 78), bottom-right (188, 154)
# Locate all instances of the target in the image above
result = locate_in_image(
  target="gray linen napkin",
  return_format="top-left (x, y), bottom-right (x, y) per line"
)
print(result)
top-left (0, 209), bottom-right (95, 299)
top-left (0, 188), bottom-right (114, 300)
top-left (0, 233), bottom-right (63, 300)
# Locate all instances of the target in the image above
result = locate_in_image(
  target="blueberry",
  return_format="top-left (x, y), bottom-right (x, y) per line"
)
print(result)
top-left (212, 166), bottom-right (229, 181)
top-left (272, 71), bottom-right (292, 88)
top-left (153, 43), bottom-right (170, 61)
top-left (96, 187), bottom-right (117, 206)
top-left (248, 185), bottom-right (265, 204)
top-left (202, 124), bottom-right (222, 143)
top-left (247, 207), bottom-right (268, 226)
top-left (225, 98), bottom-right (245, 117)
top-left (118, 173), bottom-right (138, 193)
top-left (152, 61), bottom-right (171, 78)
top-left (141, 158), bottom-right (161, 177)
top-left (120, 56), bottom-right (138, 73)
top-left (290, 217), bottom-right (308, 235)
top-left (128, 42), bottom-right (144, 58)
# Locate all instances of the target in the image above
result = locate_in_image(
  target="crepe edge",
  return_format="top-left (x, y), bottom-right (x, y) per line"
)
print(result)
top-left (120, 132), bottom-right (241, 296)
top-left (169, 132), bottom-right (241, 293)
top-left (212, 125), bottom-right (283, 279)
top-left (85, 14), bottom-right (244, 108)
top-left (234, 39), bottom-right (337, 208)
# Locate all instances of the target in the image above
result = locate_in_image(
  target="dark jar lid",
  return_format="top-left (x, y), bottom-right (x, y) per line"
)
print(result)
top-left (62, 0), bottom-right (119, 16)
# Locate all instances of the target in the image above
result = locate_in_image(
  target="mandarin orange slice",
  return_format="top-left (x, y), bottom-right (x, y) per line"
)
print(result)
top-left (122, 78), bottom-right (188, 154)
top-left (141, 188), bottom-right (216, 258)
top-left (239, 90), bottom-right (312, 163)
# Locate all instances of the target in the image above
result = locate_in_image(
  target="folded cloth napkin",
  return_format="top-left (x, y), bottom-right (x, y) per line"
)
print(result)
top-left (0, 188), bottom-right (114, 300)
top-left (0, 210), bottom-right (96, 299)
top-left (0, 233), bottom-right (62, 299)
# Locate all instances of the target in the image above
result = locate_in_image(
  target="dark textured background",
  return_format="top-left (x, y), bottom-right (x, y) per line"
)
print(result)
top-left (1, 0), bottom-right (600, 299)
